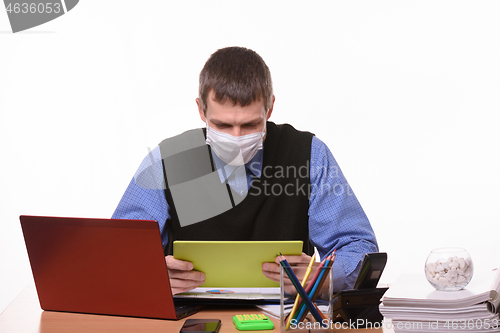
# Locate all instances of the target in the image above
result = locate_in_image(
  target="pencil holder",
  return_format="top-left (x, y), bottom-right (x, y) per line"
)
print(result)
top-left (280, 261), bottom-right (334, 332)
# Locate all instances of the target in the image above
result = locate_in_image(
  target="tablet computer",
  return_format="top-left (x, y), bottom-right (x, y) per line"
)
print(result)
top-left (173, 241), bottom-right (303, 287)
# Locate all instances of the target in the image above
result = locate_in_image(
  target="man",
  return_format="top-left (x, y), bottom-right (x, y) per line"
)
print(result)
top-left (112, 46), bottom-right (378, 295)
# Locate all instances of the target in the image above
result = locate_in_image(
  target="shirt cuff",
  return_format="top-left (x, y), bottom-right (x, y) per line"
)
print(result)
top-left (331, 258), bottom-right (347, 292)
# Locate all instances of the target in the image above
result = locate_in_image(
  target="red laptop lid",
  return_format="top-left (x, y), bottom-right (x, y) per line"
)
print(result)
top-left (20, 215), bottom-right (178, 319)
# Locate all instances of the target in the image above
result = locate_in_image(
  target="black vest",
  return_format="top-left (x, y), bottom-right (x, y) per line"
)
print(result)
top-left (160, 122), bottom-right (314, 256)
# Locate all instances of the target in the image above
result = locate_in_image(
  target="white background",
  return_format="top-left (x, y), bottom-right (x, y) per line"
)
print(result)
top-left (1, 1), bottom-right (499, 313)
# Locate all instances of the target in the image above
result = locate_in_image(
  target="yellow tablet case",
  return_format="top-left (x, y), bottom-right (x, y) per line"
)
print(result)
top-left (173, 241), bottom-right (303, 287)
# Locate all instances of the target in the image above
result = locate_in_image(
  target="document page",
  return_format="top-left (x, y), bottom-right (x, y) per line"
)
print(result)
top-left (174, 287), bottom-right (280, 300)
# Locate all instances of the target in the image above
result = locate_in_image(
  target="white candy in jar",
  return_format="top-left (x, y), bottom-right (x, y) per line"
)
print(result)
top-left (425, 256), bottom-right (472, 288)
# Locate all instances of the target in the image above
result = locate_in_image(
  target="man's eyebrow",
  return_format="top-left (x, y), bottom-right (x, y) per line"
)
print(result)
top-left (211, 118), bottom-right (263, 126)
top-left (210, 119), bottom-right (231, 126)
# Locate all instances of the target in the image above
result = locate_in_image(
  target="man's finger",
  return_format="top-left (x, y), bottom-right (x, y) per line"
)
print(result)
top-left (274, 252), bottom-right (312, 265)
top-left (165, 255), bottom-right (194, 271)
top-left (170, 275), bottom-right (205, 294)
top-left (262, 262), bottom-right (281, 274)
top-left (263, 270), bottom-right (281, 283)
top-left (168, 269), bottom-right (205, 282)
top-left (170, 275), bottom-right (205, 288)
top-left (169, 270), bottom-right (206, 295)
top-left (171, 283), bottom-right (204, 295)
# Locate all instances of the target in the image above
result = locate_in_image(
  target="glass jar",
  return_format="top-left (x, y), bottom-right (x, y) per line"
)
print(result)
top-left (425, 247), bottom-right (473, 291)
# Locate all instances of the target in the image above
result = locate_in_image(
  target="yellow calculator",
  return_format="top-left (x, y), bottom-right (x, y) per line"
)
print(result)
top-left (233, 314), bottom-right (274, 331)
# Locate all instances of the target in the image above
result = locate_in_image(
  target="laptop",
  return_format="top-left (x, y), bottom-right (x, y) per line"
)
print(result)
top-left (19, 215), bottom-right (201, 320)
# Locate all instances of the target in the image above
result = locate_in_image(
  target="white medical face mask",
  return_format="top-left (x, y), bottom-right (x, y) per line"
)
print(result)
top-left (205, 121), bottom-right (265, 166)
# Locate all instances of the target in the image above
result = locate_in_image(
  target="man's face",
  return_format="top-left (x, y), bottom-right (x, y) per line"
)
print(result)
top-left (197, 91), bottom-right (274, 137)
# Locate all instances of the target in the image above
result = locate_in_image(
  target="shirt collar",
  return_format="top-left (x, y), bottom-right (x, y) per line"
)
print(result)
top-left (211, 149), bottom-right (263, 183)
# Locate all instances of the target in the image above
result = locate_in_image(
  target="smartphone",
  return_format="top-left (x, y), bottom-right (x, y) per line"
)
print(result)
top-left (353, 252), bottom-right (387, 289)
top-left (179, 319), bottom-right (221, 333)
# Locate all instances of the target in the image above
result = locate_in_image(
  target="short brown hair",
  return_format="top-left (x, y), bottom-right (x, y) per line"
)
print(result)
top-left (199, 47), bottom-right (273, 113)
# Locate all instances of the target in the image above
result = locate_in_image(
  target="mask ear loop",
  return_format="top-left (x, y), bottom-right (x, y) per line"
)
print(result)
top-left (261, 121), bottom-right (267, 139)
top-left (204, 119), bottom-right (218, 171)
top-left (205, 119), bottom-right (215, 137)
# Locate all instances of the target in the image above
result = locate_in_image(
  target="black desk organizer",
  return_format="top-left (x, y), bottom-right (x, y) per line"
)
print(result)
top-left (330, 252), bottom-right (388, 327)
top-left (331, 287), bottom-right (388, 327)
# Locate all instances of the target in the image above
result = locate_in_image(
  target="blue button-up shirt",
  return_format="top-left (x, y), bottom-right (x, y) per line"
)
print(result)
top-left (112, 136), bottom-right (378, 291)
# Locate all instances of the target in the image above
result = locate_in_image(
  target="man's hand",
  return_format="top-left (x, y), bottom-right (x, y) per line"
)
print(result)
top-left (261, 252), bottom-right (314, 294)
top-left (165, 255), bottom-right (205, 295)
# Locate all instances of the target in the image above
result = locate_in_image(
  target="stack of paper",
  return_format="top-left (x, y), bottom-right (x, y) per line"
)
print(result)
top-left (380, 269), bottom-right (500, 333)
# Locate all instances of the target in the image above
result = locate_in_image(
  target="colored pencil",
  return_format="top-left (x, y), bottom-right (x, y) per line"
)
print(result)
top-left (293, 254), bottom-right (332, 321)
top-left (285, 252), bottom-right (328, 326)
top-left (278, 254), bottom-right (324, 324)
top-left (293, 251), bottom-right (336, 319)
top-left (296, 252), bottom-right (336, 322)
top-left (312, 253), bottom-right (336, 302)
top-left (285, 252), bottom-right (316, 330)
